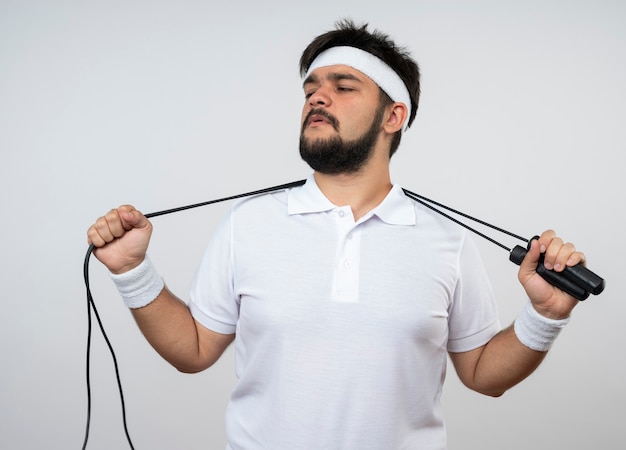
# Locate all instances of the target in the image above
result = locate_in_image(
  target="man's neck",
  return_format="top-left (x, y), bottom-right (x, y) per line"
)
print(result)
top-left (313, 163), bottom-right (392, 221)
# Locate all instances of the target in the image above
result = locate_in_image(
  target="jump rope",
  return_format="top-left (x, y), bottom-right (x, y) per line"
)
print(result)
top-left (81, 179), bottom-right (605, 449)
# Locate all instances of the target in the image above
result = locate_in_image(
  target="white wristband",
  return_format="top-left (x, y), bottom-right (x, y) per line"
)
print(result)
top-left (514, 301), bottom-right (570, 352)
top-left (109, 256), bottom-right (164, 309)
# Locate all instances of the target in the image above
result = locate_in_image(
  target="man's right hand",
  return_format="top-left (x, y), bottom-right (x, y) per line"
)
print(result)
top-left (87, 205), bottom-right (153, 274)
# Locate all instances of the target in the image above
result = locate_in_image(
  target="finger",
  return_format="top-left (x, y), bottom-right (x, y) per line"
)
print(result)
top-left (567, 250), bottom-right (586, 268)
top-left (92, 207), bottom-right (131, 242)
top-left (97, 208), bottom-right (127, 239)
top-left (108, 207), bottom-right (133, 238)
top-left (542, 237), bottom-right (564, 270)
top-left (538, 230), bottom-right (562, 271)
top-left (552, 242), bottom-right (578, 272)
top-left (538, 229), bottom-right (557, 248)
top-left (87, 215), bottom-right (117, 246)
top-left (87, 224), bottom-right (106, 247)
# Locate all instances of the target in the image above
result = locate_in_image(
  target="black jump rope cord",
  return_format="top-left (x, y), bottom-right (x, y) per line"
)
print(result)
top-left (81, 179), bottom-right (603, 449)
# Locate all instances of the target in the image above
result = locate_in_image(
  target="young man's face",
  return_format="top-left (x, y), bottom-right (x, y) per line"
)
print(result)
top-left (299, 64), bottom-right (386, 174)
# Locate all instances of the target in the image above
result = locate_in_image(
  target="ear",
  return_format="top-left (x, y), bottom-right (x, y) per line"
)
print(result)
top-left (382, 102), bottom-right (408, 134)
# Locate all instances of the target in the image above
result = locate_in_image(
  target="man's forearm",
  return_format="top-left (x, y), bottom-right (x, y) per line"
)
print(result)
top-left (470, 325), bottom-right (548, 397)
top-left (130, 287), bottom-right (231, 373)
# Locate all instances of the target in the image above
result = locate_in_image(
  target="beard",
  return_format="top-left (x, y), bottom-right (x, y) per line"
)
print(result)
top-left (299, 104), bottom-right (385, 175)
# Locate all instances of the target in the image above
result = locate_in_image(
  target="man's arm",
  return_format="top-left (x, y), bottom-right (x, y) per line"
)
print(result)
top-left (87, 205), bottom-right (233, 373)
top-left (130, 287), bottom-right (234, 373)
top-left (450, 230), bottom-right (582, 397)
top-left (449, 325), bottom-right (546, 397)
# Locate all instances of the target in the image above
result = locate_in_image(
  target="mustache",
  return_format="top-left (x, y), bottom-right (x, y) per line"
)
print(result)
top-left (302, 108), bottom-right (340, 132)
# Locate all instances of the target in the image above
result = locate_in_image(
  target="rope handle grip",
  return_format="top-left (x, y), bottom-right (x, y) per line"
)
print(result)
top-left (509, 236), bottom-right (605, 301)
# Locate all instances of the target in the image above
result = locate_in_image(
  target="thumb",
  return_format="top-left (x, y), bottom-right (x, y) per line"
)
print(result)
top-left (518, 238), bottom-right (541, 285)
top-left (118, 205), bottom-right (151, 232)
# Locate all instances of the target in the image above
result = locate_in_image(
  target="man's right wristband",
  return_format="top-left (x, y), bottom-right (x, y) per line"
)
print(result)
top-left (109, 256), bottom-right (164, 309)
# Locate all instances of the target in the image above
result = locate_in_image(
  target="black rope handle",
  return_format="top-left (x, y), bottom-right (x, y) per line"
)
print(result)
top-left (402, 188), bottom-right (605, 300)
top-left (82, 178), bottom-right (605, 449)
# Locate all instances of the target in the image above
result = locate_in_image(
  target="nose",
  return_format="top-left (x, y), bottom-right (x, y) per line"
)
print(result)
top-left (308, 85), bottom-right (332, 107)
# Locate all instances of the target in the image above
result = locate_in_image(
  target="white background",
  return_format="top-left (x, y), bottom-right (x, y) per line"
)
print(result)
top-left (1, 1), bottom-right (624, 449)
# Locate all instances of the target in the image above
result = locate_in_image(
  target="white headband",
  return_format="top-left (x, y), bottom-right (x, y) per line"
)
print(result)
top-left (305, 46), bottom-right (412, 131)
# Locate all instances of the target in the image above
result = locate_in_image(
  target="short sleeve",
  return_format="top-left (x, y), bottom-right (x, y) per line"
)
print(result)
top-left (447, 235), bottom-right (501, 352)
top-left (188, 210), bottom-right (239, 335)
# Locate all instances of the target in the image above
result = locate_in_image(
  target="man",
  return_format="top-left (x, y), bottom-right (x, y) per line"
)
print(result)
top-left (87, 20), bottom-right (584, 449)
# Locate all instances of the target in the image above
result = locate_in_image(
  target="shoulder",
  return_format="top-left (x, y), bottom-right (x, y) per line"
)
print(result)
top-left (231, 186), bottom-right (291, 215)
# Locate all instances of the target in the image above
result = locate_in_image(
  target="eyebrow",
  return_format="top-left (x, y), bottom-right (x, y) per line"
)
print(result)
top-left (302, 71), bottom-right (364, 88)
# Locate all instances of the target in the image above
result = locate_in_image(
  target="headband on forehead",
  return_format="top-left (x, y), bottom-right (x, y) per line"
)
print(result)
top-left (305, 46), bottom-right (412, 131)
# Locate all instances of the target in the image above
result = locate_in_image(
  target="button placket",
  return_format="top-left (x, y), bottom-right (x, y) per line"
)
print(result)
top-left (332, 207), bottom-right (361, 303)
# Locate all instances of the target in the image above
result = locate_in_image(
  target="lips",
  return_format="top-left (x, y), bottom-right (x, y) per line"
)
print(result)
top-left (304, 109), bottom-right (339, 131)
top-left (308, 114), bottom-right (329, 126)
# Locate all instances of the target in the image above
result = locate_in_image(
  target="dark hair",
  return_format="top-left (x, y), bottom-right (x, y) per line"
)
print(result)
top-left (299, 19), bottom-right (421, 156)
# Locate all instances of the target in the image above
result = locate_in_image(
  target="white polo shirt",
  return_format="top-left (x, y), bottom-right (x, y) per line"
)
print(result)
top-left (189, 175), bottom-right (501, 450)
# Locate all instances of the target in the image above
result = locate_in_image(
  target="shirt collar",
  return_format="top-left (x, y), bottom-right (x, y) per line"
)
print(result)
top-left (287, 174), bottom-right (337, 214)
top-left (288, 174), bottom-right (416, 226)
top-left (371, 184), bottom-right (416, 225)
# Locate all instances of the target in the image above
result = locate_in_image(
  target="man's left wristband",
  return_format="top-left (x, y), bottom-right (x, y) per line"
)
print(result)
top-left (109, 256), bottom-right (164, 309)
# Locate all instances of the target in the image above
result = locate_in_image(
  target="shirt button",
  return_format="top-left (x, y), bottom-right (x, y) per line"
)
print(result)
top-left (338, 210), bottom-right (345, 218)
top-left (344, 260), bottom-right (352, 268)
